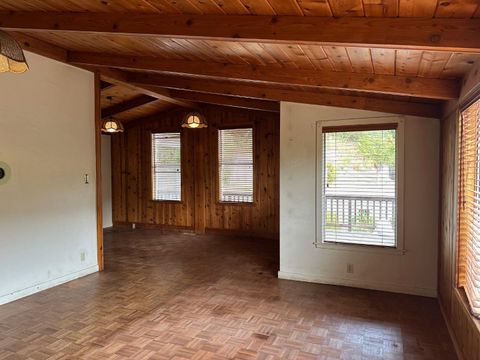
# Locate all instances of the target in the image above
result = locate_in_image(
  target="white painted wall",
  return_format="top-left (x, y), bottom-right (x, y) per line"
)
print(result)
top-left (0, 52), bottom-right (98, 305)
top-left (279, 102), bottom-right (439, 297)
top-left (102, 135), bottom-right (113, 228)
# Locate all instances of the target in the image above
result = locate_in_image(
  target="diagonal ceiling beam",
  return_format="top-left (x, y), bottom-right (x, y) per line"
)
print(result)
top-left (1, 12), bottom-right (480, 52)
top-left (101, 94), bottom-right (156, 118)
top-left (68, 52), bottom-right (459, 100)
top-left (83, 65), bottom-right (196, 108)
top-left (169, 89), bottom-right (279, 113)
top-left (128, 73), bottom-right (442, 118)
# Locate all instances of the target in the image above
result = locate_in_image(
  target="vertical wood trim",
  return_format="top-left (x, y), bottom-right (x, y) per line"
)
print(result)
top-left (95, 72), bottom-right (104, 271)
top-left (194, 129), bottom-right (207, 234)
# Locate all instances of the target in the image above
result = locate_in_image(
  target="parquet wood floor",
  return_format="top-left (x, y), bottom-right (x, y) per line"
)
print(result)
top-left (0, 230), bottom-right (456, 359)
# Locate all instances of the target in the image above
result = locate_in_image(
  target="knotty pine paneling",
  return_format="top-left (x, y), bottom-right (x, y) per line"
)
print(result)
top-left (111, 105), bottom-right (279, 238)
top-left (439, 108), bottom-right (480, 360)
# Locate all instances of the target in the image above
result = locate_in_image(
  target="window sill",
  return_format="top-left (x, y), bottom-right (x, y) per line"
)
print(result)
top-left (314, 241), bottom-right (405, 255)
top-left (216, 201), bottom-right (256, 207)
top-left (151, 200), bottom-right (183, 204)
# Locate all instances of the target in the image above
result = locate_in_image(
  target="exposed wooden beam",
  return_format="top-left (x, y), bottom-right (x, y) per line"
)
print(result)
top-left (68, 52), bottom-right (459, 100)
top-left (102, 95), bottom-right (156, 118)
top-left (2, 12), bottom-right (480, 52)
top-left (169, 89), bottom-right (279, 113)
top-left (83, 65), bottom-right (196, 108)
top-left (129, 73), bottom-right (442, 118)
top-left (10, 31), bottom-right (67, 62)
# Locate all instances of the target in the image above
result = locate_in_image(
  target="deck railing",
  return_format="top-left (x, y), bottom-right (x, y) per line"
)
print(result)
top-left (325, 194), bottom-right (395, 232)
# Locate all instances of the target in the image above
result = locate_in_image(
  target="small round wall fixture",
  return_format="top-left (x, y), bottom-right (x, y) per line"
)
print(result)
top-left (182, 111), bottom-right (207, 129)
top-left (0, 30), bottom-right (29, 74)
top-left (0, 161), bottom-right (12, 185)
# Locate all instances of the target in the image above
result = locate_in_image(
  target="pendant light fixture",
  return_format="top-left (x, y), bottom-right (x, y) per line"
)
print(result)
top-left (181, 111), bottom-right (207, 129)
top-left (101, 96), bottom-right (124, 134)
top-left (0, 30), bottom-right (29, 74)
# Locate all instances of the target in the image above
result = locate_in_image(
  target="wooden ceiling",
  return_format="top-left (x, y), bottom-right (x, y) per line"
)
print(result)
top-left (1, 0), bottom-right (480, 122)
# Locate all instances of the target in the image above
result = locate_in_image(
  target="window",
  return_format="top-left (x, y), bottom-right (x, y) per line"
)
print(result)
top-left (151, 132), bottom-right (181, 201)
top-left (218, 128), bottom-right (254, 203)
top-left (457, 98), bottom-right (480, 318)
top-left (318, 122), bottom-right (400, 248)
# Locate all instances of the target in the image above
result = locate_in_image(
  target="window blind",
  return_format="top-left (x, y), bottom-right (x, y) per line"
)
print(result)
top-left (151, 133), bottom-right (181, 201)
top-left (322, 125), bottom-right (397, 247)
top-left (458, 99), bottom-right (480, 318)
top-left (218, 128), bottom-right (253, 203)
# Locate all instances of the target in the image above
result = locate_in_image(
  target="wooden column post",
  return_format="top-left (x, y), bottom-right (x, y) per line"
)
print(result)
top-left (95, 72), bottom-right (104, 271)
top-left (193, 128), bottom-right (207, 234)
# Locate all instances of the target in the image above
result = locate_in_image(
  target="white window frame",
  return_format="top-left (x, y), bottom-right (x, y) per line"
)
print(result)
top-left (315, 116), bottom-right (405, 255)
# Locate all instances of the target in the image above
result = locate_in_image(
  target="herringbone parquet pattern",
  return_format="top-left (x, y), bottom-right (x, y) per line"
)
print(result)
top-left (0, 230), bottom-right (456, 359)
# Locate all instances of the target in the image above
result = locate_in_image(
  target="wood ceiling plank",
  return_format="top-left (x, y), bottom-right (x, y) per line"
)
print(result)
top-left (399, 0), bottom-right (437, 17)
top-left (2, 13), bottom-right (480, 53)
top-left (185, 0), bottom-right (226, 14)
top-left (434, 0), bottom-right (479, 18)
top-left (258, 43), bottom-right (299, 68)
top-left (346, 47), bottom-right (374, 73)
top-left (276, 44), bottom-right (316, 70)
top-left (128, 74), bottom-right (442, 118)
top-left (442, 52), bottom-right (479, 77)
top-left (370, 48), bottom-right (396, 75)
top-left (115, 100), bottom-right (173, 122)
top-left (363, 0), bottom-right (398, 17)
top-left (102, 94), bottom-right (157, 118)
top-left (141, 0), bottom-right (183, 13)
top-left (68, 52), bottom-right (460, 99)
top-left (266, 0), bottom-right (304, 15)
top-left (295, 0), bottom-right (333, 16)
top-left (101, 85), bottom-right (140, 108)
top-left (322, 46), bottom-right (353, 72)
top-left (238, 42), bottom-right (283, 67)
top-left (169, 89), bottom-right (280, 112)
top-left (395, 49), bottom-right (423, 76)
top-left (328, 0), bottom-right (364, 16)
top-left (203, 39), bottom-right (252, 64)
top-left (418, 51), bottom-right (452, 78)
top-left (208, 0), bottom-right (250, 14)
top-left (236, 0), bottom-right (275, 14)
top-left (156, 0), bottom-right (203, 14)
top-left (300, 45), bottom-right (335, 70)
top-left (172, 39), bottom-right (229, 62)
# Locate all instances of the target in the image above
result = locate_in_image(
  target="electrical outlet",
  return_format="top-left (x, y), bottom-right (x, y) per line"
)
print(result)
top-left (347, 263), bottom-right (354, 274)
top-left (80, 251), bottom-right (86, 262)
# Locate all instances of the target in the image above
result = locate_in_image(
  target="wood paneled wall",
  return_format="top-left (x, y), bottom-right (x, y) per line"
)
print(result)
top-left (439, 67), bottom-right (480, 359)
top-left (111, 105), bottom-right (279, 238)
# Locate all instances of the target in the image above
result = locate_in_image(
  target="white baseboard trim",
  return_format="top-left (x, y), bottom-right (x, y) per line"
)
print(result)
top-left (278, 270), bottom-right (437, 298)
top-left (0, 265), bottom-right (99, 306)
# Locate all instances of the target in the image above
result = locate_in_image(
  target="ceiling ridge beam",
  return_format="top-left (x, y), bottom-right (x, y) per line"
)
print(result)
top-left (127, 73), bottom-right (442, 118)
top-left (1, 12), bottom-right (480, 52)
top-left (101, 94), bottom-right (156, 118)
top-left (68, 52), bottom-right (459, 100)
